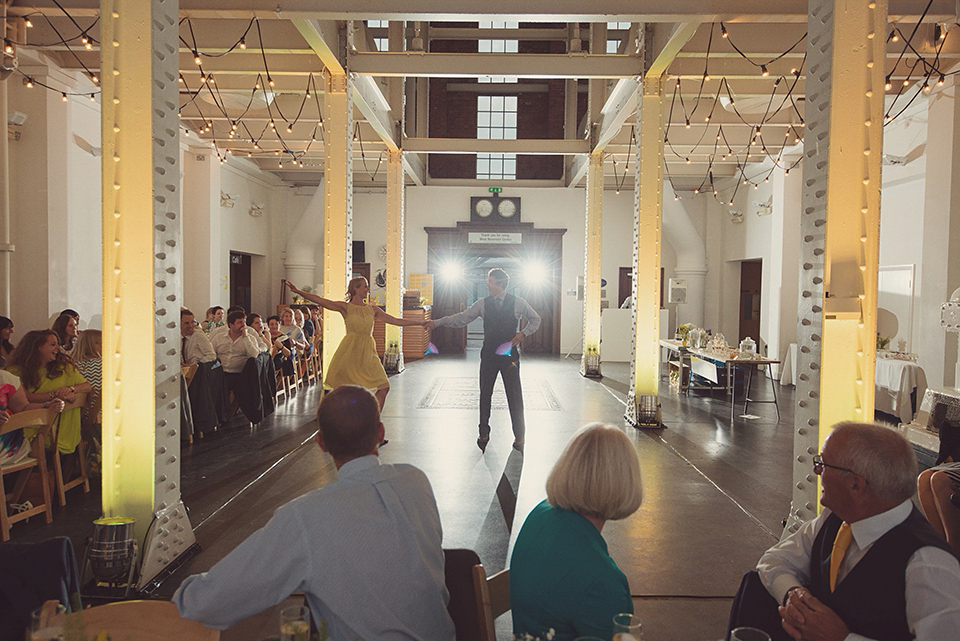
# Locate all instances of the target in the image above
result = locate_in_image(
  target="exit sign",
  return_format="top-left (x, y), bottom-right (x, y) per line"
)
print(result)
top-left (488, 187), bottom-right (502, 193)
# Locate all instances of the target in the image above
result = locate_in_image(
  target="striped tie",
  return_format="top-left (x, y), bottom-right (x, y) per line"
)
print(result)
top-left (829, 522), bottom-right (853, 592)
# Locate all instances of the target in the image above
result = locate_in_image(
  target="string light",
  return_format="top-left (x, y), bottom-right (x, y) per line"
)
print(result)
top-left (25, 78), bottom-right (34, 88)
top-left (25, 18), bottom-right (33, 28)
top-left (194, 51), bottom-right (202, 65)
top-left (239, 38), bottom-right (246, 49)
top-left (62, 92), bottom-right (68, 102)
top-left (760, 65), bottom-right (769, 77)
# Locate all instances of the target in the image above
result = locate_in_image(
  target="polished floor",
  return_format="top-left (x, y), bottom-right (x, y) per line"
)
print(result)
top-left (11, 348), bottom-right (795, 641)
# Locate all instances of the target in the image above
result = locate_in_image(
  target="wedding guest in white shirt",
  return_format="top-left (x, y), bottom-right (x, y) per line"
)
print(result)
top-left (180, 309), bottom-right (216, 366)
top-left (174, 385), bottom-right (455, 640)
top-left (738, 422), bottom-right (960, 641)
top-left (210, 311), bottom-right (263, 374)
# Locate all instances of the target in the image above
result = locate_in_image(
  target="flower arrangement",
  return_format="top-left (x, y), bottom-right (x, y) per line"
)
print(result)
top-left (877, 332), bottom-right (891, 351)
top-left (677, 323), bottom-right (696, 345)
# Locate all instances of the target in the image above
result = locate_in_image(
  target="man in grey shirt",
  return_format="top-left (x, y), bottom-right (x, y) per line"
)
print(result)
top-left (174, 386), bottom-right (455, 640)
top-left (428, 268), bottom-right (541, 452)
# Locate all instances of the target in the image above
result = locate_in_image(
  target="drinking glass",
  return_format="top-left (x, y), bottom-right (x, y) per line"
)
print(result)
top-left (279, 605), bottom-right (311, 641)
top-left (612, 612), bottom-right (643, 641)
top-left (730, 627), bottom-right (772, 641)
top-left (30, 601), bottom-right (66, 641)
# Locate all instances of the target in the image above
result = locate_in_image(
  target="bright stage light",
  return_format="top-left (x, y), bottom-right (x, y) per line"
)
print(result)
top-left (524, 261), bottom-right (549, 287)
top-left (439, 260), bottom-right (463, 282)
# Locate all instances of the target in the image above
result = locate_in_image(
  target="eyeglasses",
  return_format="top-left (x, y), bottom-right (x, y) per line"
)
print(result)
top-left (812, 454), bottom-right (857, 476)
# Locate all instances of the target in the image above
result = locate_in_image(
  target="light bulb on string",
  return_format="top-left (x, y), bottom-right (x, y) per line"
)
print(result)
top-left (90, 94), bottom-right (95, 101)
top-left (268, 76), bottom-right (275, 87)
top-left (62, 92), bottom-right (68, 102)
top-left (4, 42), bottom-right (13, 55)
top-left (884, 76), bottom-right (892, 91)
top-left (194, 51), bottom-right (202, 65)
top-left (760, 65), bottom-right (769, 77)
top-left (25, 18), bottom-right (33, 28)
top-left (25, 78), bottom-right (34, 88)
top-left (89, 73), bottom-right (98, 83)
top-left (721, 24), bottom-right (728, 38)
top-left (902, 78), bottom-right (910, 87)
top-left (938, 75), bottom-right (945, 87)
top-left (890, 30), bottom-right (899, 42)
top-left (685, 119), bottom-right (691, 129)
top-left (239, 38), bottom-right (246, 49)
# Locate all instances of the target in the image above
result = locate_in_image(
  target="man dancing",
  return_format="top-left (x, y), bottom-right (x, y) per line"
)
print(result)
top-left (428, 268), bottom-right (540, 452)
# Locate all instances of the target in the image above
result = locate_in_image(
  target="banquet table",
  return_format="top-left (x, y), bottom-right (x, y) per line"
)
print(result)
top-left (875, 358), bottom-right (926, 424)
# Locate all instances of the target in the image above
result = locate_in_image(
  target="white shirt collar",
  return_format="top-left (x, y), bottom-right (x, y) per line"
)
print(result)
top-left (849, 499), bottom-right (913, 549)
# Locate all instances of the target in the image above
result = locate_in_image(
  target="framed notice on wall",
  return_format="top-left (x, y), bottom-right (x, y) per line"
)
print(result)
top-left (409, 274), bottom-right (434, 306)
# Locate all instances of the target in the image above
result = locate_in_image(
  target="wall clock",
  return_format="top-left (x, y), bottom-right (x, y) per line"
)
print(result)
top-left (470, 196), bottom-right (521, 222)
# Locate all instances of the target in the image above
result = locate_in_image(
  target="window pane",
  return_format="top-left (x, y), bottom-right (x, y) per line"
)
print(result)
top-left (478, 96), bottom-right (490, 109)
top-left (478, 128), bottom-right (490, 140)
top-left (505, 127), bottom-right (516, 140)
top-left (505, 41), bottom-right (518, 53)
top-left (491, 112), bottom-right (504, 127)
top-left (479, 40), bottom-right (492, 53)
top-left (505, 96), bottom-right (517, 110)
top-left (607, 40), bottom-right (619, 54)
top-left (504, 113), bottom-right (517, 128)
top-left (478, 112), bottom-right (490, 126)
top-left (477, 158), bottom-right (490, 172)
top-left (491, 96), bottom-right (504, 110)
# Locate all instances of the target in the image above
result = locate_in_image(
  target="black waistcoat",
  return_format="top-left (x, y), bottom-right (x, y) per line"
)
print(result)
top-left (482, 294), bottom-right (519, 361)
top-left (809, 507), bottom-right (955, 641)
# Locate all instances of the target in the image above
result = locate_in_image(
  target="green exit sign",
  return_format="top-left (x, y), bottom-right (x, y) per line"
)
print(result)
top-left (488, 187), bottom-right (502, 193)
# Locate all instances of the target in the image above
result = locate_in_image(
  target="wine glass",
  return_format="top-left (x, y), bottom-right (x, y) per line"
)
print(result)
top-left (30, 601), bottom-right (66, 641)
top-left (279, 605), bottom-right (311, 641)
top-left (730, 627), bottom-right (772, 641)
top-left (612, 612), bottom-right (642, 641)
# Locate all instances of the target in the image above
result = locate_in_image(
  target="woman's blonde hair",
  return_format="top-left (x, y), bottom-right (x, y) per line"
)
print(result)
top-left (345, 277), bottom-right (368, 302)
top-left (72, 329), bottom-right (102, 361)
top-left (546, 423), bottom-right (643, 521)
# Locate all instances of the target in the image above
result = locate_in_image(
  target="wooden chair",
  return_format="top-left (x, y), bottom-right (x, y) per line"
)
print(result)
top-left (472, 564), bottom-right (510, 641)
top-left (310, 335), bottom-right (323, 386)
top-left (182, 363), bottom-right (199, 388)
top-left (66, 600), bottom-right (219, 640)
top-left (0, 408), bottom-right (58, 542)
top-left (51, 393), bottom-right (90, 507)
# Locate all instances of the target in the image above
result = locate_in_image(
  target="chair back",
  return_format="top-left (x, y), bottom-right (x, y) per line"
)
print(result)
top-left (183, 363), bottom-right (199, 387)
top-left (0, 407), bottom-right (59, 437)
top-left (472, 564), bottom-right (510, 641)
top-left (66, 600), bottom-right (219, 640)
top-left (444, 549), bottom-right (482, 641)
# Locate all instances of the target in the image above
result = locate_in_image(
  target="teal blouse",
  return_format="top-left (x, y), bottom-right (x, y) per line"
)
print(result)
top-left (510, 500), bottom-right (633, 641)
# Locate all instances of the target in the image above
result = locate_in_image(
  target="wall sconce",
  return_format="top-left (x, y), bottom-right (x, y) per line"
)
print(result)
top-left (249, 202), bottom-right (264, 217)
top-left (729, 210), bottom-right (744, 224)
top-left (755, 196), bottom-right (773, 217)
top-left (220, 191), bottom-right (238, 208)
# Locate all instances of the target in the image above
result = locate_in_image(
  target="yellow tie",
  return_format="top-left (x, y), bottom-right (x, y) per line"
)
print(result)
top-left (829, 522), bottom-right (853, 592)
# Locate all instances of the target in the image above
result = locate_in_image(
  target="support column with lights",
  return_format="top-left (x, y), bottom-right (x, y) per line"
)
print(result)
top-left (384, 149), bottom-right (405, 374)
top-left (101, 0), bottom-right (196, 589)
top-left (322, 70), bottom-right (353, 377)
top-left (787, 0), bottom-right (885, 533)
top-left (626, 76), bottom-right (665, 428)
top-left (581, 152), bottom-right (604, 378)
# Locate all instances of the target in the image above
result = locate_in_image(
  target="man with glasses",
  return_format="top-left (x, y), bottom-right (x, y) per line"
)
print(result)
top-left (729, 422), bottom-right (960, 641)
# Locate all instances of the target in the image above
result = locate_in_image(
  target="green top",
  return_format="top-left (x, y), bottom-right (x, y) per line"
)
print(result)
top-left (8, 364), bottom-right (87, 454)
top-left (510, 500), bottom-right (633, 641)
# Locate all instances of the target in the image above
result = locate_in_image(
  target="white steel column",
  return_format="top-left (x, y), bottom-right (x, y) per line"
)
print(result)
top-left (384, 149), bottom-right (405, 374)
top-left (101, 0), bottom-right (195, 588)
top-left (581, 152), bottom-right (604, 377)
top-left (626, 76), bottom-right (665, 427)
top-left (322, 70), bottom-right (354, 378)
top-left (789, 0), bottom-right (886, 533)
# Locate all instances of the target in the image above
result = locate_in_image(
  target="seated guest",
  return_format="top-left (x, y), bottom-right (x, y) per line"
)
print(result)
top-left (511, 423), bottom-right (643, 641)
top-left (295, 307), bottom-right (314, 358)
top-left (52, 313), bottom-right (79, 353)
top-left (181, 309), bottom-right (216, 366)
top-left (201, 306), bottom-right (224, 334)
top-left (5, 330), bottom-right (92, 454)
top-left (174, 386), bottom-right (455, 640)
top-left (737, 422), bottom-right (960, 641)
top-left (0, 366), bottom-right (64, 465)
top-left (0, 315), bottom-right (15, 367)
top-left (210, 311), bottom-right (272, 424)
top-left (59, 308), bottom-right (80, 324)
top-left (72, 329), bottom-right (102, 474)
top-left (280, 308), bottom-right (308, 353)
top-left (301, 306), bottom-right (316, 341)
top-left (918, 406), bottom-right (960, 557)
top-left (212, 306), bottom-right (268, 351)
top-left (210, 311), bottom-right (265, 375)
top-left (263, 315), bottom-right (294, 377)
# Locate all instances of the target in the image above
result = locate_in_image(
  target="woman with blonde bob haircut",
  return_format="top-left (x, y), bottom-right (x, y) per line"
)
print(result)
top-left (511, 423), bottom-right (643, 641)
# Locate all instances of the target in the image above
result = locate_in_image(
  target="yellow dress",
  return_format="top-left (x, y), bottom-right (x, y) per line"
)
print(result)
top-left (324, 304), bottom-right (389, 391)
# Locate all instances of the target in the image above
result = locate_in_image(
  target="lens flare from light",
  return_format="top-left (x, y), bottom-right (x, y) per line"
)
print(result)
top-left (496, 342), bottom-right (514, 356)
top-left (426, 343), bottom-right (439, 355)
top-left (524, 261), bottom-right (548, 287)
top-left (439, 261), bottom-right (463, 282)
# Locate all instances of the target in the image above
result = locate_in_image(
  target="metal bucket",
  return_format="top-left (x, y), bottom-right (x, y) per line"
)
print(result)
top-left (89, 517), bottom-right (136, 581)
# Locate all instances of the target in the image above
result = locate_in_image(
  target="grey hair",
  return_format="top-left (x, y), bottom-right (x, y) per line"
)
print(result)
top-left (546, 423), bottom-right (643, 521)
top-left (832, 422), bottom-right (918, 503)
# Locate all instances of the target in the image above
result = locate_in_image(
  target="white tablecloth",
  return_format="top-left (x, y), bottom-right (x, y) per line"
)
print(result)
top-left (875, 359), bottom-right (927, 424)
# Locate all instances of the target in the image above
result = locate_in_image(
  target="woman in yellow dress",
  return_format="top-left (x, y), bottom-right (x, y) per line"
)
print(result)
top-left (285, 277), bottom-right (429, 411)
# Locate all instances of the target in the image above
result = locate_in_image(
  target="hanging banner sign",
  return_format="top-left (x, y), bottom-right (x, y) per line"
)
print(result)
top-left (468, 232), bottom-right (522, 244)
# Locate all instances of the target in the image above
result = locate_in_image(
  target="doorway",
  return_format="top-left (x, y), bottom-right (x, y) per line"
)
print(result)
top-left (230, 251), bottom-right (252, 313)
top-left (739, 260), bottom-right (762, 343)
top-left (427, 222), bottom-right (565, 355)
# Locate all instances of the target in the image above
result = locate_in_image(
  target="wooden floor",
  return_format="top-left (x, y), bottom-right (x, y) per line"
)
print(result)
top-left (10, 348), bottom-right (796, 641)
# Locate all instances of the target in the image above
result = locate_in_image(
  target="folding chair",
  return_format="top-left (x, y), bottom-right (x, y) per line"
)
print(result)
top-left (472, 564), bottom-right (510, 641)
top-left (51, 393), bottom-right (90, 507)
top-left (0, 408), bottom-right (58, 542)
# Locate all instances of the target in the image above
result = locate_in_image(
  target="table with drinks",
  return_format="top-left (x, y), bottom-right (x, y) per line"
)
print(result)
top-left (660, 339), bottom-right (781, 424)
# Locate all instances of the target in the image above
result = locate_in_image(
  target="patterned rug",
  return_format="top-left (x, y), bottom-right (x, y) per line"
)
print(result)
top-left (417, 376), bottom-right (563, 411)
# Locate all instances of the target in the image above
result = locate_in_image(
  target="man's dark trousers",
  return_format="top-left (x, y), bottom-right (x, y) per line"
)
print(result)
top-left (479, 293), bottom-right (524, 440)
